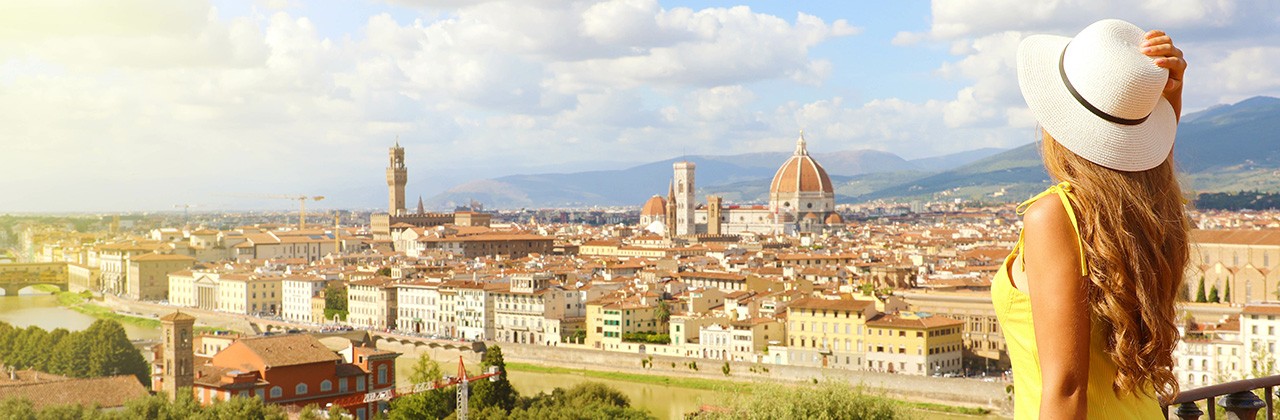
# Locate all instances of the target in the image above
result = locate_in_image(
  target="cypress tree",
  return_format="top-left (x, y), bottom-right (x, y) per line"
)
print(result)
top-left (1209, 285), bottom-right (1221, 303)
top-left (470, 345), bottom-right (518, 412)
top-left (1196, 277), bottom-right (1207, 303)
top-left (1224, 279), bottom-right (1232, 303)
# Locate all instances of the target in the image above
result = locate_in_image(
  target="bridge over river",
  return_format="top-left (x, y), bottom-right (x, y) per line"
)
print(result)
top-left (0, 262), bottom-right (68, 296)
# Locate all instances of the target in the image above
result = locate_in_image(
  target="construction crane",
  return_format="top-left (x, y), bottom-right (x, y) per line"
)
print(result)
top-left (256, 195), bottom-right (325, 229)
top-left (174, 204), bottom-right (197, 226)
top-left (326, 356), bottom-right (501, 419)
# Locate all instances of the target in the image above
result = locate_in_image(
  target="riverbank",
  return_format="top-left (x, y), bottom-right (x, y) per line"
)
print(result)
top-left (78, 293), bottom-right (1008, 416)
top-left (505, 361), bottom-right (994, 417)
top-left (33, 286), bottom-right (227, 334)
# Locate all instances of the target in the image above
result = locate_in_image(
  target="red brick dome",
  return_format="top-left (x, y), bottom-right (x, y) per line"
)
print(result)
top-left (641, 195), bottom-right (667, 216)
top-left (770, 134), bottom-right (833, 194)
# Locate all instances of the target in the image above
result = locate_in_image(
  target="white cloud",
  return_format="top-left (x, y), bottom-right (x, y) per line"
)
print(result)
top-left (876, 0), bottom-right (1280, 157)
top-left (0, 0), bottom-right (863, 211)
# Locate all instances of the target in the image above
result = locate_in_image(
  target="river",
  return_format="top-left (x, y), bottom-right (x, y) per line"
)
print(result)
top-left (0, 292), bottom-right (160, 340)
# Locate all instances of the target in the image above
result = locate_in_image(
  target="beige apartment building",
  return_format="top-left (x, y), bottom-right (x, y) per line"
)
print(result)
top-left (125, 253), bottom-right (196, 301)
top-left (98, 242), bottom-right (163, 294)
top-left (348, 277), bottom-right (398, 330)
top-left (490, 273), bottom-right (593, 346)
top-left (586, 294), bottom-right (666, 351)
top-left (282, 276), bottom-right (332, 323)
top-left (899, 290), bottom-right (1009, 371)
top-left (67, 263), bottom-right (100, 293)
top-left (786, 297), bottom-right (878, 369)
top-left (864, 312), bottom-right (964, 376)
top-left (216, 274), bottom-right (282, 316)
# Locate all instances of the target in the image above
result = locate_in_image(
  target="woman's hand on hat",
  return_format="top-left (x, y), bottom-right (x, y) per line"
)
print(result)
top-left (1141, 30), bottom-right (1185, 119)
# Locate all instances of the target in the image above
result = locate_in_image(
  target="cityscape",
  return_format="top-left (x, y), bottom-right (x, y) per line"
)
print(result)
top-left (3, 2), bottom-right (1280, 420)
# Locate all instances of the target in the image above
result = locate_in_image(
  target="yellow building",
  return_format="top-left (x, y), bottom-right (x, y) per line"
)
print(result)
top-left (67, 263), bottom-right (100, 293)
top-left (864, 312), bottom-right (964, 376)
top-left (216, 274), bottom-right (282, 316)
top-left (126, 253), bottom-right (196, 301)
top-left (586, 295), bottom-right (666, 351)
top-left (785, 297), bottom-right (878, 369)
top-left (900, 290), bottom-right (1009, 371)
top-left (311, 295), bottom-right (328, 324)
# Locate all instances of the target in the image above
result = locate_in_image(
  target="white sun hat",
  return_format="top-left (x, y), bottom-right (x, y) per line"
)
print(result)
top-left (1017, 19), bottom-right (1177, 172)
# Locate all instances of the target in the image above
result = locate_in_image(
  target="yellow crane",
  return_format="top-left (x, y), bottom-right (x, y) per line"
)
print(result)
top-left (260, 195), bottom-right (325, 229)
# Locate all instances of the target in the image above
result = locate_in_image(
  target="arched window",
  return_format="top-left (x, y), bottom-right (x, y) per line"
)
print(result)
top-left (269, 386), bottom-right (282, 399)
top-left (320, 380), bottom-right (332, 392)
top-left (296, 383), bottom-right (308, 395)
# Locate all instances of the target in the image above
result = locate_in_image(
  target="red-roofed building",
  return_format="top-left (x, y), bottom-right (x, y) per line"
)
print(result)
top-left (186, 333), bottom-right (398, 420)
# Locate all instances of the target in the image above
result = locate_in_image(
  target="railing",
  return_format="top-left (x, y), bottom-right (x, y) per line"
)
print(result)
top-left (1167, 375), bottom-right (1280, 419)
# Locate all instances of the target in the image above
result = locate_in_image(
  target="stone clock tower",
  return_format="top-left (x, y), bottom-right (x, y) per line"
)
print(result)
top-left (159, 311), bottom-right (195, 400)
top-left (387, 141), bottom-right (407, 216)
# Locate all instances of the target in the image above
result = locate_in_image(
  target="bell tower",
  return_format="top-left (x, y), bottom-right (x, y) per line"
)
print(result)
top-left (387, 140), bottom-right (407, 216)
top-left (158, 311), bottom-right (195, 400)
top-left (673, 161), bottom-right (696, 236)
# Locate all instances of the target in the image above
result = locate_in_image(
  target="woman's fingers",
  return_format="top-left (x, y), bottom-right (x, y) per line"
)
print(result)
top-left (1155, 56), bottom-right (1187, 72)
top-left (1142, 43), bottom-right (1178, 56)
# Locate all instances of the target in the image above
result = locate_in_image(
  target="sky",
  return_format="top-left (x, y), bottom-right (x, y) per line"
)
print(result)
top-left (2, 0), bottom-right (1278, 212)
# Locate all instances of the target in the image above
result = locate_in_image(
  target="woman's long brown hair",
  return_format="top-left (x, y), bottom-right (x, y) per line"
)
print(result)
top-left (1040, 131), bottom-right (1190, 402)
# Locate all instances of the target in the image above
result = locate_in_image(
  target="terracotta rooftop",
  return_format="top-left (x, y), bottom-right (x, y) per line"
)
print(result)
top-left (788, 297), bottom-right (874, 312)
top-left (159, 311), bottom-right (196, 322)
top-left (130, 253), bottom-right (197, 262)
top-left (235, 334), bottom-right (341, 368)
top-left (867, 313), bottom-right (964, 329)
top-left (1193, 229), bottom-right (1280, 246)
top-left (0, 374), bottom-right (148, 410)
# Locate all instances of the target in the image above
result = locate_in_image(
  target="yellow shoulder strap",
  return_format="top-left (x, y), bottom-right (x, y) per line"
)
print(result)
top-left (1014, 181), bottom-right (1089, 277)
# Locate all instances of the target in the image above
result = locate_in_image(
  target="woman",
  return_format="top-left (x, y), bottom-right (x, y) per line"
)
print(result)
top-left (994, 19), bottom-right (1189, 419)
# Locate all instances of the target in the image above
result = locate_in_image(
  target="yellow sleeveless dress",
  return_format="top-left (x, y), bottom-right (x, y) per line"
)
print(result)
top-left (991, 182), bottom-right (1161, 419)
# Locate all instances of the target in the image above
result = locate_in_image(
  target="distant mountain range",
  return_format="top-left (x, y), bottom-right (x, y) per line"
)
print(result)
top-left (428, 96), bottom-right (1280, 209)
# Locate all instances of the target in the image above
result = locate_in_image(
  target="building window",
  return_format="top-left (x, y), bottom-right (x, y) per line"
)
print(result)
top-left (339, 378), bottom-right (348, 393)
top-left (269, 387), bottom-right (282, 399)
top-left (296, 383), bottom-right (308, 395)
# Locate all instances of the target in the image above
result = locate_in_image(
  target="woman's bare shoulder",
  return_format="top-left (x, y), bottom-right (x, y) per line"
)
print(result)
top-left (1022, 194), bottom-right (1074, 238)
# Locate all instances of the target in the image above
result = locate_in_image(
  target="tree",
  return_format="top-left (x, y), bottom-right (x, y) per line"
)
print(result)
top-left (1209, 285), bottom-right (1221, 303)
top-left (84, 320), bottom-right (150, 387)
top-left (0, 398), bottom-right (36, 419)
top-left (408, 353), bottom-right (442, 384)
top-left (49, 332), bottom-right (91, 377)
top-left (508, 383), bottom-right (650, 420)
top-left (1196, 277), bottom-right (1208, 303)
top-left (327, 403), bottom-right (351, 419)
top-left (654, 301), bottom-right (670, 325)
top-left (197, 396), bottom-right (287, 420)
top-left (298, 405), bottom-right (323, 420)
top-left (1224, 278), bottom-right (1232, 303)
top-left (470, 346), bottom-right (518, 413)
top-left (324, 284), bottom-right (349, 321)
top-left (698, 381), bottom-right (907, 420)
top-left (388, 388), bottom-right (454, 420)
top-left (1252, 344), bottom-right (1277, 379)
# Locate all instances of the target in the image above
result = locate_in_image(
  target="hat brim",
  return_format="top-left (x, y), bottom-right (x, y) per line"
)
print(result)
top-left (1017, 34), bottom-right (1177, 172)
